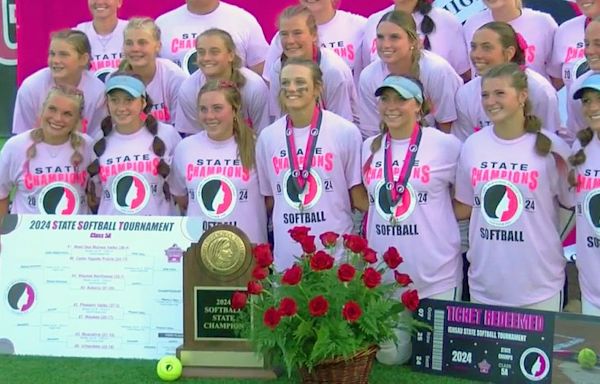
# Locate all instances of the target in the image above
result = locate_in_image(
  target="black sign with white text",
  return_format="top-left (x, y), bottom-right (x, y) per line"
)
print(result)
top-left (413, 299), bottom-right (555, 383)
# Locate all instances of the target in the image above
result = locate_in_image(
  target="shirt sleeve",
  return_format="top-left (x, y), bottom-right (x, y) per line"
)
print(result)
top-left (244, 75), bottom-right (270, 135)
top-left (169, 142), bottom-right (188, 198)
top-left (547, 28), bottom-right (564, 79)
top-left (357, 69), bottom-right (380, 139)
top-left (267, 64), bottom-right (282, 121)
top-left (167, 68), bottom-right (189, 127)
top-left (174, 78), bottom-right (200, 135)
top-left (263, 34), bottom-right (282, 81)
top-left (454, 143), bottom-right (473, 206)
top-left (243, 14), bottom-right (269, 68)
top-left (450, 86), bottom-right (475, 142)
top-left (322, 62), bottom-right (355, 123)
top-left (255, 134), bottom-right (273, 197)
top-left (342, 122), bottom-right (364, 189)
top-left (426, 57), bottom-right (463, 124)
top-left (12, 83), bottom-right (37, 134)
top-left (542, 14), bottom-right (559, 78)
top-left (0, 139), bottom-right (15, 199)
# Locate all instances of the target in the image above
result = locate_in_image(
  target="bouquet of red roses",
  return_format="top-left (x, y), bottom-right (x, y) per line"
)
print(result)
top-left (230, 226), bottom-right (420, 376)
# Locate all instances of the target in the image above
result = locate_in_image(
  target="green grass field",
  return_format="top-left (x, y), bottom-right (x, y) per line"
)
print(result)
top-left (0, 355), bottom-right (476, 384)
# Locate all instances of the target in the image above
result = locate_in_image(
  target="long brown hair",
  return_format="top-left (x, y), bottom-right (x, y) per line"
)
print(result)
top-left (377, 11), bottom-right (421, 78)
top-left (87, 72), bottom-right (171, 206)
top-left (477, 21), bottom-right (526, 66)
top-left (569, 127), bottom-right (597, 186)
top-left (50, 29), bottom-right (92, 70)
top-left (198, 80), bottom-right (256, 170)
top-left (482, 63), bottom-right (550, 156)
top-left (196, 28), bottom-right (246, 88)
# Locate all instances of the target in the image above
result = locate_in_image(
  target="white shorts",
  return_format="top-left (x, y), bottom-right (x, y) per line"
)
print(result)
top-left (471, 291), bottom-right (563, 312)
top-left (582, 296), bottom-right (600, 316)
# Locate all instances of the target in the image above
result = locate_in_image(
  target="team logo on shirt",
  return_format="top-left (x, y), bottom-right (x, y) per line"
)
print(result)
top-left (584, 189), bottom-right (600, 233)
top-left (197, 176), bottom-right (236, 219)
top-left (182, 49), bottom-right (199, 75)
top-left (519, 348), bottom-right (550, 381)
top-left (37, 182), bottom-right (79, 215)
top-left (481, 180), bottom-right (524, 227)
top-left (6, 282), bottom-right (36, 313)
top-left (95, 67), bottom-right (115, 83)
top-left (283, 169), bottom-right (322, 211)
top-left (374, 180), bottom-right (416, 223)
top-left (111, 171), bottom-right (150, 214)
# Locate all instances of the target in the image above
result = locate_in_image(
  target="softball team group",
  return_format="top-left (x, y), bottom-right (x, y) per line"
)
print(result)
top-left (2, 0), bottom-right (600, 362)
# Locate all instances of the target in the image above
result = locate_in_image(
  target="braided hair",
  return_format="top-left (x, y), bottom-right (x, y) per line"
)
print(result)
top-left (414, 0), bottom-right (435, 51)
top-left (87, 72), bottom-right (171, 208)
top-left (569, 127), bottom-right (596, 187)
top-left (26, 86), bottom-right (86, 172)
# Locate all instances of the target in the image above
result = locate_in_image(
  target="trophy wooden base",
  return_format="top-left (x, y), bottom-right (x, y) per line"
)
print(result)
top-left (176, 346), bottom-right (279, 379)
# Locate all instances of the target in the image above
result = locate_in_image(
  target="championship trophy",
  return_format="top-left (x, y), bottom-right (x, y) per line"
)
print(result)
top-left (176, 225), bottom-right (276, 379)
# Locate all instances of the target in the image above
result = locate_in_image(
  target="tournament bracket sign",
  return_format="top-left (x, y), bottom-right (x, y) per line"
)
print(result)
top-left (413, 299), bottom-right (555, 383)
top-left (0, 0), bottom-right (16, 137)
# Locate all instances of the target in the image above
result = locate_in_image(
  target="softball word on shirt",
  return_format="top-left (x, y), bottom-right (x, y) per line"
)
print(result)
top-left (256, 110), bottom-right (362, 270)
top-left (362, 127), bottom-right (462, 299)
top-left (573, 136), bottom-right (600, 310)
top-left (170, 132), bottom-right (267, 244)
top-left (0, 132), bottom-right (93, 215)
top-left (455, 127), bottom-right (573, 307)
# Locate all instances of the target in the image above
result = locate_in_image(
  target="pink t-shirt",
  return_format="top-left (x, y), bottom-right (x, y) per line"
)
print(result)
top-left (358, 50), bottom-right (463, 138)
top-left (0, 131), bottom-right (93, 214)
top-left (362, 127), bottom-right (462, 298)
top-left (549, 15), bottom-right (586, 88)
top-left (75, 20), bottom-right (127, 80)
top-left (170, 132), bottom-right (267, 244)
top-left (175, 67), bottom-right (269, 135)
top-left (572, 135), bottom-right (600, 309)
top-left (144, 58), bottom-right (188, 126)
top-left (93, 122), bottom-right (182, 216)
top-left (463, 8), bottom-right (558, 79)
top-left (361, 5), bottom-right (470, 76)
top-left (256, 110), bottom-right (363, 270)
top-left (566, 70), bottom-right (595, 139)
top-left (155, 2), bottom-right (268, 73)
top-left (452, 68), bottom-right (560, 142)
top-left (264, 10), bottom-right (367, 81)
top-left (12, 68), bottom-right (106, 138)
top-left (266, 48), bottom-right (358, 125)
top-left (455, 126), bottom-right (573, 307)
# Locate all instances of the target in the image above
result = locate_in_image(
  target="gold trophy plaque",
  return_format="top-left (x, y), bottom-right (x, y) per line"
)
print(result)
top-left (176, 225), bottom-right (276, 379)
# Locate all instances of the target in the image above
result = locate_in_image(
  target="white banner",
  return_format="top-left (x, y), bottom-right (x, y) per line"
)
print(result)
top-left (0, 215), bottom-right (205, 359)
top-left (434, 0), bottom-right (486, 23)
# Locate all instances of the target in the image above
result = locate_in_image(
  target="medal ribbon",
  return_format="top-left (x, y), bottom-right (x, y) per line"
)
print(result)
top-left (285, 106), bottom-right (323, 193)
top-left (384, 123), bottom-right (422, 206)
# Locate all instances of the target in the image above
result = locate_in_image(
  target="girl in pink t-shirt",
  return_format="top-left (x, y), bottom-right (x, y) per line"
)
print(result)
top-left (75, 0), bottom-right (126, 81)
top-left (175, 28), bottom-right (269, 135)
top-left (463, 0), bottom-right (558, 79)
top-left (363, 75), bottom-right (462, 301)
top-left (256, 58), bottom-right (365, 271)
top-left (0, 86), bottom-right (92, 216)
top-left (120, 18), bottom-right (188, 126)
top-left (265, 5), bottom-right (358, 125)
top-left (455, 63), bottom-right (573, 311)
top-left (362, 0), bottom-right (470, 80)
top-left (264, 0), bottom-right (367, 81)
top-left (171, 80), bottom-right (267, 244)
top-left (550, 0), bottom-right (600, 90)
top-left (453, 22), bottom-right (560, 141)
top-left (569, 73), bottom-right (600, 316)
top-left (13, 29), bottom-right (106, 138)
top-left (359, 10), bottom-right (462, 137)
top-left (87, 73), bottom-right (181, 216)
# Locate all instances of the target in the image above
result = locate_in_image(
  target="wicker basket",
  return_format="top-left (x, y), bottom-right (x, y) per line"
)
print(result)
top-left (299, 345), bottom-right (378, 384)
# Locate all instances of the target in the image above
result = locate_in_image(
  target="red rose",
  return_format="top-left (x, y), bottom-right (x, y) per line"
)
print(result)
top-left (319, 231), bottom-right (339, 248)
top-left (362, 267), bottom-right (382, 289)
top-left (337, 263), bottom-right (356, 282)
top-left (342, 301), bottom-right (362, 323)
top-left (394, 271), bottom-right (412, 287)
top-left (401, 289), bottom-right (420, 312)
top-left (263, 307), bottom-right (281, 330)
top-left (252, 266), bottom-right (269, 280)
top-left (308, 296), bottom-right (329, 317)
top-left (363, 248), bottom-right (378, 264)
top-left (288, 226), bottom-right (311, 243)
top-left (383, 247), bottom-right (403, 269)
top-left (247, 280), bottom-right (262, 295)
top-left (310, 250), bottom-right (334, 271)
top-left (253, 244), bottom-right (273, 268)
top-left (343, 234), bottom-right (368, 254)
top-left (278, 297), bottom-right (298, 317)
top-left (231, 291), bottom-right (247, 310)
top-left (281, 264), bottom-right (302, 285)
top-left (300, 235), bottom-right (317, 254)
